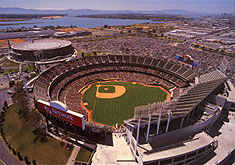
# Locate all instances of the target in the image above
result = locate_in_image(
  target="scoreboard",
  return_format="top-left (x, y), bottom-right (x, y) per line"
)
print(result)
top-left (174, 54), bottom-right (199, 69)
top-left (36, 99), bottom-right (85, 130)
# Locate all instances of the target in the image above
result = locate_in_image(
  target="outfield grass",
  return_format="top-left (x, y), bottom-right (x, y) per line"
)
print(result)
top-left (3, 105), bottom-right (72, 164)
top-left (82, 81), bottom-right (168, 126)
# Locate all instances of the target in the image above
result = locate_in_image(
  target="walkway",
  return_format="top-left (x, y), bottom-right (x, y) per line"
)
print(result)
top-left (92, 133), bottom-right (136, 164)
top-left (205, 110), bottom-right (235, 164)
top-left (66, 146), bottom-right (80, 165)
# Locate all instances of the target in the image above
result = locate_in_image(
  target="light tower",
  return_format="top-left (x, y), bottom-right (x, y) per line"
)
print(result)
top-left (34, 50), bottom-right (43, 73)
top-left (19, 63), bottom-right (31, 110)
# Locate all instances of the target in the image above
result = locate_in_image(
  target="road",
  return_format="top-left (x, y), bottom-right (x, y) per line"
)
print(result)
top-left (0, 88), bottom-right (21, 165)
top-left (0, 87), bottom-right (21, 165)
top-left (0, 88), bottom-right (13, 112)
top-left (0, 75), bottom-right (22, 165)
top-left (0, 74), bottom-right (13, 111)
top-left (0, 139), bottom-right (22, 165)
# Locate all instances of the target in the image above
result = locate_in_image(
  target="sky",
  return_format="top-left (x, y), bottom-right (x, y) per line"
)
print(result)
top-left (0, 0), bottom-right (234, 14)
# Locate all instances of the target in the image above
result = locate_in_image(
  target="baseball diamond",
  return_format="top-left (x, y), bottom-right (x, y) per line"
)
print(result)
top-left (96, 85), bottom-right (126, 98)
top-left (81, 81), bottom-right (170, 126)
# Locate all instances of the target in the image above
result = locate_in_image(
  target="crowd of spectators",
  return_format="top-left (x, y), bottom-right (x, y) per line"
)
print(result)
top-left (32, 36), bottom-right (235, 131)
top-left (34, 55), bottom-right (196, 121)
top-left (74, 37), bottom-right (234, 84)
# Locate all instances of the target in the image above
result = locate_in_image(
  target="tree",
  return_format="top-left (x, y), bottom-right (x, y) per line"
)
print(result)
top-left (32, 160), bottom-right (37, 165)
top-left (7, 144), bottom-right (12, 150)
top-left (27, 110), bottom-right (41, 127)
top-left (32, 127), bottom-right (47, 143)
top-left (2, 106), bottom-right (6, 112)
top-left (12, 148), bottom-right (16, 155)
top-left (9, 80), bottom-right (15, 87)
top-left (81, 52), bottom-right (85, 58)
top-left (4, 101), bottom-right (8, 109)
top-left (12, 82), bottom-right (30, 120)
top-left (24, 156), bottom-right (31, 165)
top-left (17, 152), bottom-right (23, 161)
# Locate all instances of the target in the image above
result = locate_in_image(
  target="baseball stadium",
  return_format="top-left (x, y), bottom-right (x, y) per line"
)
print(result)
top-left (32, 54), bottom-right (232, 164)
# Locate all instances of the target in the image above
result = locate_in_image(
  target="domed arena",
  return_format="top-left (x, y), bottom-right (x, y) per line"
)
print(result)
top-left (9, 39), bottom-right (75, 63)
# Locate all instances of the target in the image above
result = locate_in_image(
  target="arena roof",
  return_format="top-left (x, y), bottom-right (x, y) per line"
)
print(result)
top-left (11, 39), bottom-right (71, 51)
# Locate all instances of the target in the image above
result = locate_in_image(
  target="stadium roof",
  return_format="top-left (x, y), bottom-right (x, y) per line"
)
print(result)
top-left (11, 39), bottom-right (71, 51)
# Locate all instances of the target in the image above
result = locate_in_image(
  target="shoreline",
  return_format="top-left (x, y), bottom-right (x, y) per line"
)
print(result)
top-left (40, 16), bottom-right (63, 19)
top-left (0, 22), bottom-right (40, 26)
top-left (0, 19), bottom-right (31, 22)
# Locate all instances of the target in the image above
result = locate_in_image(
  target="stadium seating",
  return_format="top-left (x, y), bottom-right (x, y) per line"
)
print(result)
top-left (34, 55), bottom-right (199, 120)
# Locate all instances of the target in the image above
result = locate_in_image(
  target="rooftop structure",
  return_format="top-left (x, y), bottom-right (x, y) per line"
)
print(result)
top-left (11, 39), bottom-right (71, 51)
top-left (9, 39), bottom-right (75, 63)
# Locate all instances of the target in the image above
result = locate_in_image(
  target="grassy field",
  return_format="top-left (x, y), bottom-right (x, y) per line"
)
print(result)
top-left (82, 81), bottom-right (168, 126)
top-left (2, 105), bottom-right (72, 164)
top-left (1, 60), bottom-right (19, 67)
top-left (1, 60), bottom-right (35, 74)
top-left (75, 148), bottom-right (93, 164)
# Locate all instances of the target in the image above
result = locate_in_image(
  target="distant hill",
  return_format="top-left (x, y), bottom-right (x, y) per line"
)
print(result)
top-left (0, 7), bottom-right (214, 16)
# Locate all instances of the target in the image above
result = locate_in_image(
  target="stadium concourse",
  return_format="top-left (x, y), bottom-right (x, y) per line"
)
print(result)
top-left (32, 55), bottom-right (235, 164)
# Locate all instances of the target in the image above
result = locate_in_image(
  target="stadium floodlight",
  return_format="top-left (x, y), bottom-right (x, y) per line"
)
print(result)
top-left (166, 111), bottom-right (171, 133)
top-left (135, 118), bottom-right (141, 158)
top-left (34, 50), bottom-right (43, 72)
top-left (146, 114), bottom-right (151, 142)
top-left (156, 108), bottom-right (162, 135)
top-left (20, 63), bottom-right (30, 110)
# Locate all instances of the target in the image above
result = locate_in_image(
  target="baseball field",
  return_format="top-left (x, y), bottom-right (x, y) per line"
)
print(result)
top-left (81, 81), bottom-right (170, 126)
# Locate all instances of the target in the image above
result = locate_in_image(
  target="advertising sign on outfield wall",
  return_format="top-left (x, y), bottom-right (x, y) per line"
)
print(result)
top-left (36, 99), bottom-right (85, 130)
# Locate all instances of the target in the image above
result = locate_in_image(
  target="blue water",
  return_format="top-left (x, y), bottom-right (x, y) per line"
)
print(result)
top-left (0, 16), bottom-right (162, 29)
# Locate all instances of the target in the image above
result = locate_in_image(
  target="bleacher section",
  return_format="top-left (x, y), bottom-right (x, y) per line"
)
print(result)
top-left (173, 78), bottom-right (226, 116)
top-left (198, 70), bottom-right (226, 84)
top-left (125, 69), bottom-right (226, 130)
